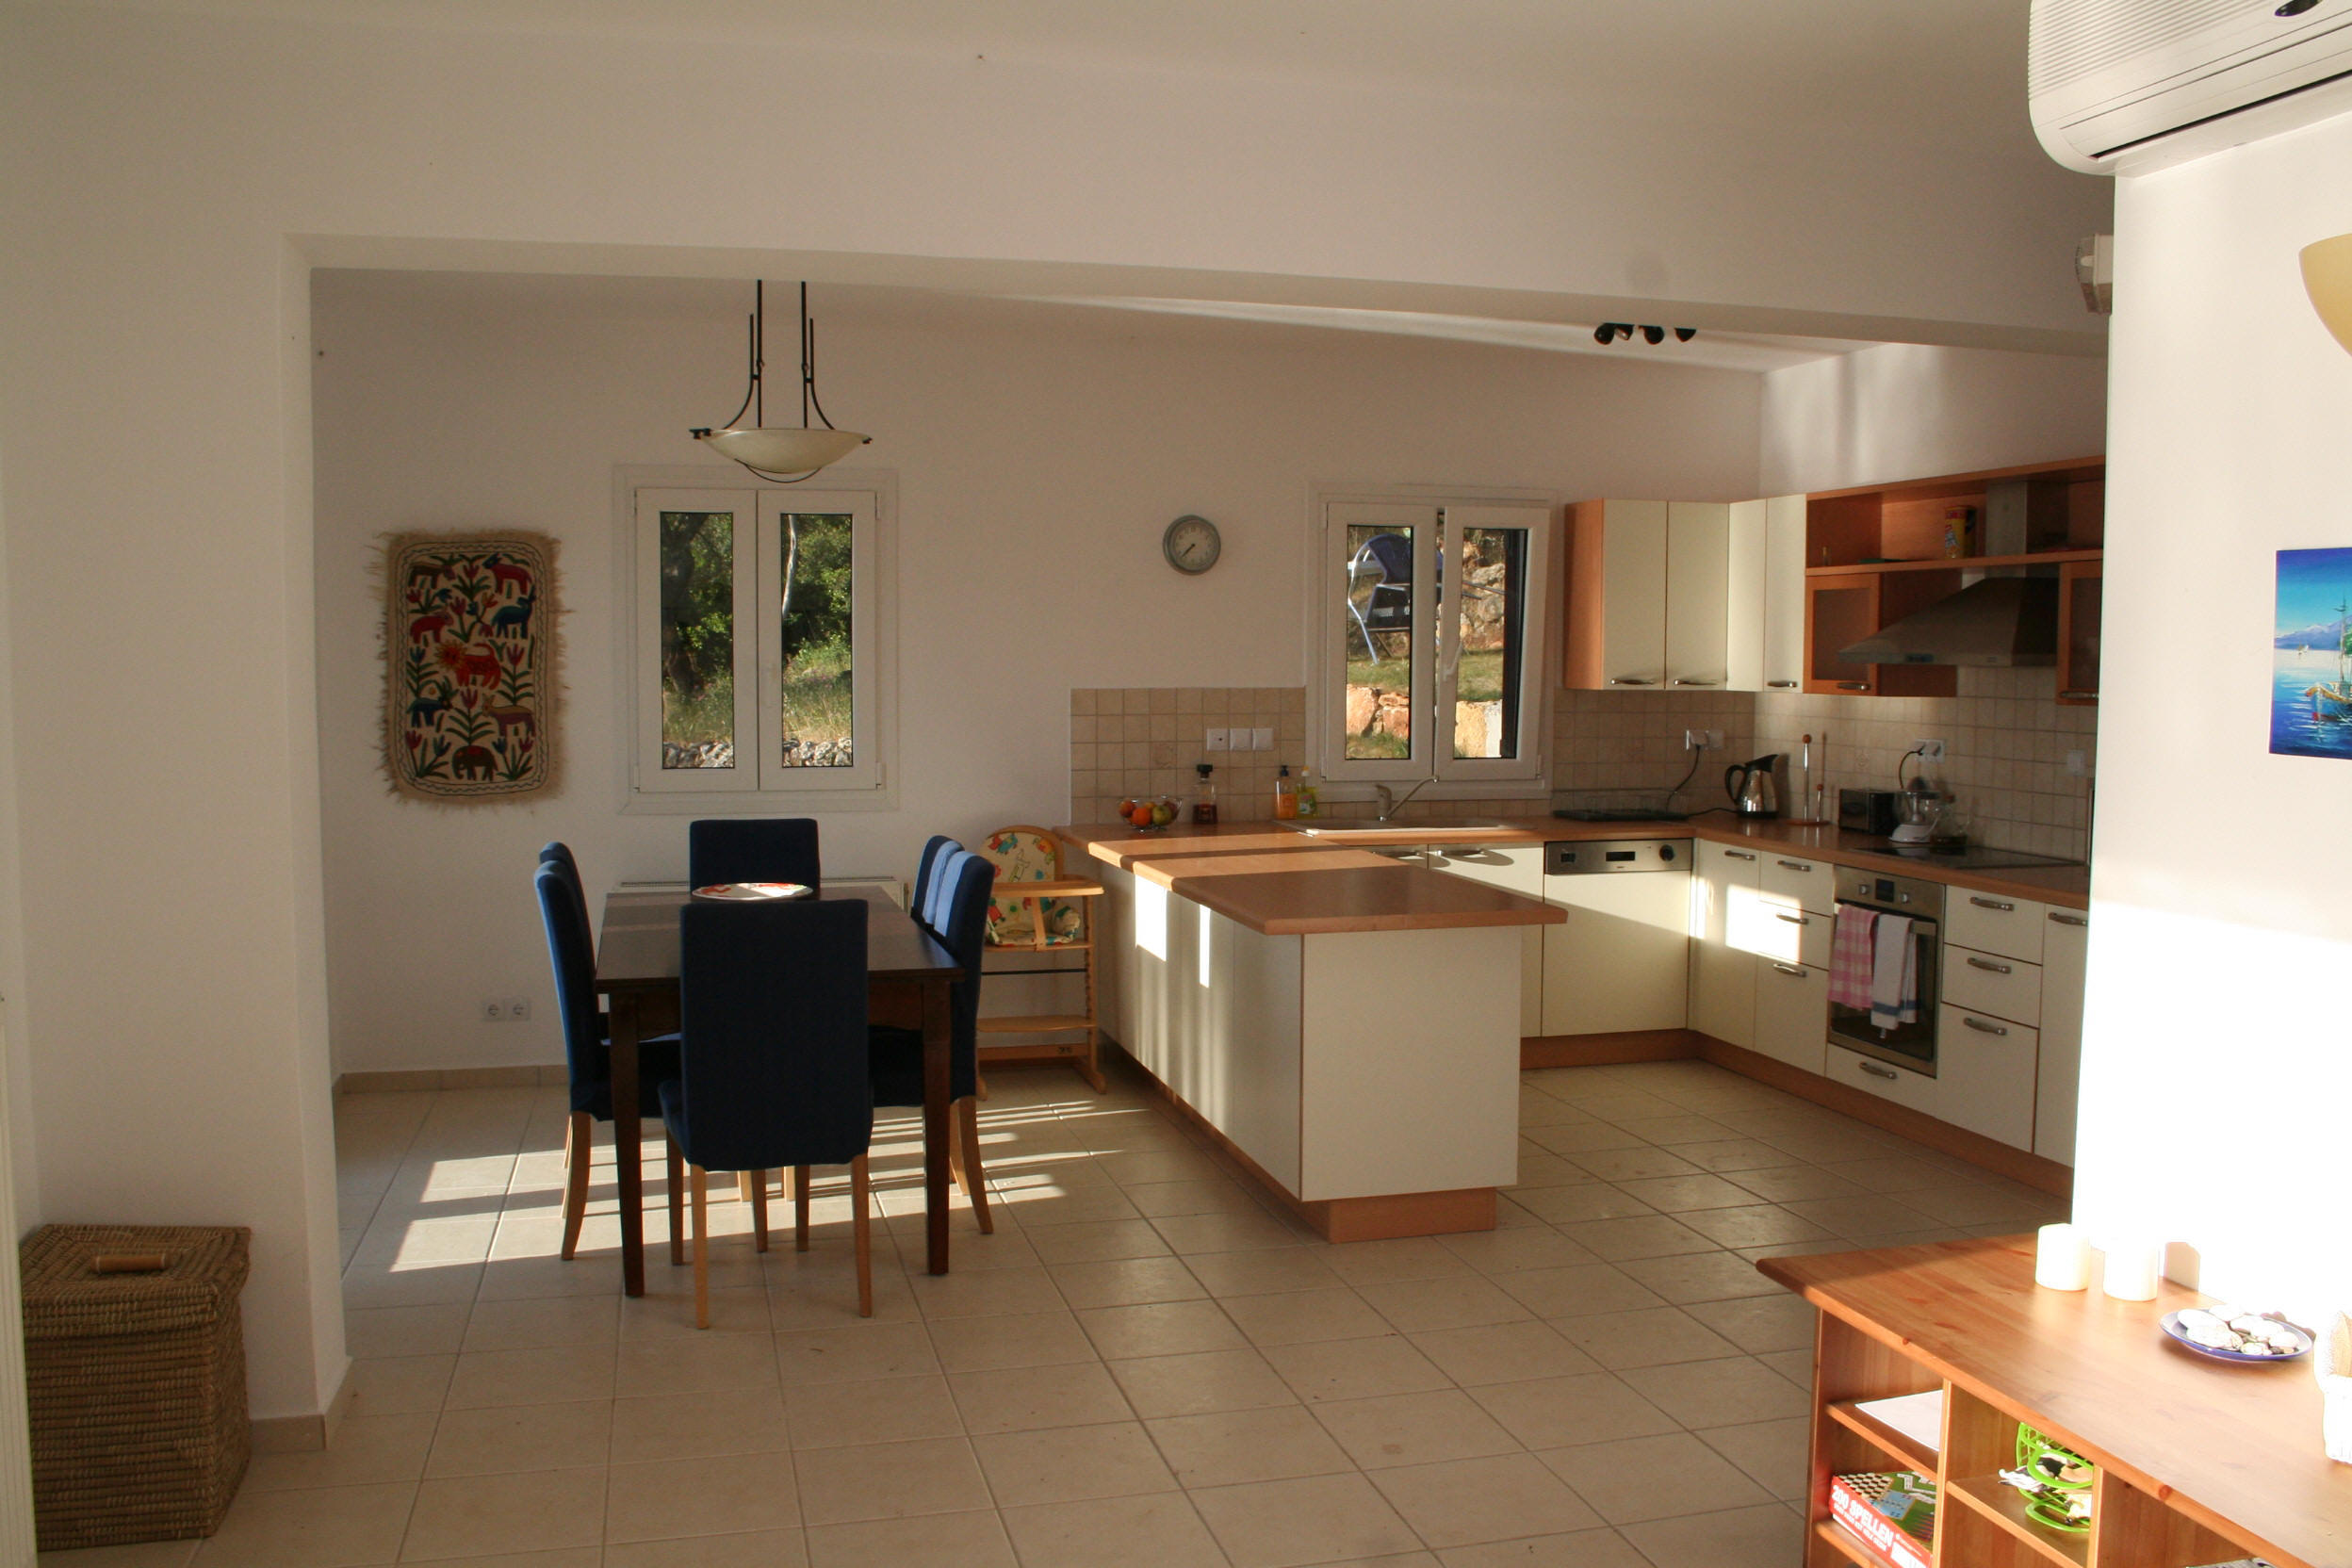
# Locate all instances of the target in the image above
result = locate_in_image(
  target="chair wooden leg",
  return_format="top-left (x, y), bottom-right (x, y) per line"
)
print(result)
top-left (560, 1111), bottom-right (592, 1261)
top-left (665, 1136), bottom-right (685, 1266)
top-left (793, 1165), bottom-right (811, 1252)
top-left (850, 1152), bottom-right (874, 1318)
top-left (956, 1097), bottom-right (994, 1234)
top-left (690, 1165), bottom-right (710, 1330)
top-left (1078, 936), bottom-right (1107, 1093)
top-left (750, 1169), bottom-right (770, 1253)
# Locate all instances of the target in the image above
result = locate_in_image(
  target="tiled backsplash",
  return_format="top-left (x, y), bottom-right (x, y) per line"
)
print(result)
top-left (1070, 688), bottom-right (1306, 825)
top-left (1549, 688), bottom-right (1757, 808)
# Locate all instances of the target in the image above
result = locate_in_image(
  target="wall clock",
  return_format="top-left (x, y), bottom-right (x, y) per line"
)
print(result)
top-left (1163, 514), bottom-right (1221, 575)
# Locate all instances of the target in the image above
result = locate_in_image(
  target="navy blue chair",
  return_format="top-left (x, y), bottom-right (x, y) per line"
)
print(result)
top-left (535, 861), bottom-right (681, 1261)
top-left (910, 835), bottom-right (959, 923)
top-left (689, 818), bottom-right (822, 890)
top-left (662, 897), bottom-right (875, 1326)
top-left (869, 848), bottom-right (997, 1233)
top-left (539, 841), bottom-right (580, 887)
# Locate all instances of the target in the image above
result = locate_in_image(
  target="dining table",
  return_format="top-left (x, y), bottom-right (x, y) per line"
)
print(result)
top-left (592, 883), bottom-right (964, 1292)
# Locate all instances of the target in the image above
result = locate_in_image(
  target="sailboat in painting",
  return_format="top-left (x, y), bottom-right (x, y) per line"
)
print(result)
top-left (2303, 596), bottom-right (2352, 723)
top-left (2271, 549), bottom-right (2352, 760)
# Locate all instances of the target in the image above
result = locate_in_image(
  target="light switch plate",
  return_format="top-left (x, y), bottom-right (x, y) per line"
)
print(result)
top-left (1251, 727), bottom-right (1273, 751)
top-left (1204, 727), bottom-right (1229, 751)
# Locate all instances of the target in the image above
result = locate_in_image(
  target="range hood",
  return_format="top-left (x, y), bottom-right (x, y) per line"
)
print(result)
top-left (1837, 575), bottom-right (2060, 668)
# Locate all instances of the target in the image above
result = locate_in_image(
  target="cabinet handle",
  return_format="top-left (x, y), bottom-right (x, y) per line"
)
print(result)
top-left (1768, 680), bottom-right (1799, 689)
top-left (1671, 678), bottom-right (1719, 687)
top-left (1859, 1061), bottom-right (1899, 1081)
top-left (1609, 677), bottom-right (1657, 686)
top-left (2050, 911), bottom-right (2087, 926)
top-left (1968, 896), bottom-right (2016, 911)
top-left (1965, 956), bottom-right (2013, 974)
top-left (1775, 858), bottom-right (1812, 872)
top-left (1771, 962), bottom-right (1806, 977)
top-left (1774, 912), bottom-right (1808, 925)
top-left (1837, 681), bottom-right (1870, 691)
top-left (1962, 1015), bottom-right (2010, 1036)
top-left (1723, 850), bottom-right (1756, 861)
top-left (2059, 691), bottom-right (2099, 700)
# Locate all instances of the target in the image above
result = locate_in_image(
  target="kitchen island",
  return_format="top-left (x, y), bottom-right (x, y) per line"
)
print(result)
top-left (1055, 826), bottom-right (1563, 1241)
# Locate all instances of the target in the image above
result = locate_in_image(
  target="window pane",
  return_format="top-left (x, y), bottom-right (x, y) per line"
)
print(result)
top-left (1343, 524), bottom-right (1414, 760)
top-left (659, 510), bottom-right (735, 768)
top-left (778, 513), bottom-right (854, 768)
top-left (1452, 526), bottom-right (1527, 760)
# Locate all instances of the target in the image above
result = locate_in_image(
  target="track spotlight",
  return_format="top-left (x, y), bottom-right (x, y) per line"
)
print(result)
top-left (1593, 324), bottom-right (1615, 345)
top-left (1674, 327), bottom-right (1697, 342)
top-left (1641, 325), bottom-right (1665, 344)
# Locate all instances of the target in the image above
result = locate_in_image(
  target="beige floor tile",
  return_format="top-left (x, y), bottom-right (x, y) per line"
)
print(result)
top-left (1434, 1528), bottom-right (1651, 1566)
top-left (970, 1420), bottom-right (1176, 1506)
top-left (605, 1527), bottom-right (806, 1568)
top-left (1610, 1174), bottom-right (1771, 1213)
top-left (1674, 1205), bottom-right (1839, 1250)
top-left (400, 1467), bottom-right (607, 1560)
top-left (1222, 1287), bottom-right (1393, 1348)
top-left (1537, 1430), bottom-right (1773, 1523)
top-left (1075, 1298), bottom-right (1245, 1359)
top-left (1508, 1151), bottom-right (1601, 1188)
top-left (1491, 1264), bottom-right (1667, 1319)
top-left (784, 1374), bottom-right (963, 1448)
top-left (1146, 1405), bottom-right (1355, 1489)
top-left (1023, 1218), bottom-right (1175, 1265)
top-left (1551, 1215), bottom-right (1717, 1262)
top-left (426, 1401), bottom-right (612, 1478)
top-left (1318, 1238), bottom-right (1473, 1286)
top-left (1310, 1388), bottom-right (1516, 1470)
top-left (1694, 1418), bottom-right (1810, 1500)
top-left (1000, 1492), bottom-right (1228, 1568)
top-left (1617, 1356), bottom-right (1810, 1429)
top-left (1108, 1347), bottom-right (1298, 1418)
top-left (1356, 1275), bottom-right (1531, 1334)
top-left (1564, 1148), bottom-right (1704, 1184)
top-left (949, 1361), bottom-right (1133, 1433)
top-left (1150, 1210), bottom-right (1305, 1254)
top-left (1669, 1139), bottom-right (1797, 1174)
top-left (346, 1303), bottom-right (471, 1360)
top-left (341, 1263), bottom-right (485, 1311)
top-left (1265, 1334), bottom-right (1450, 1404)
top-left (1722, 1166), bottom-right (1867, 1204)
top-left (1370, 1452), bottom-right (1601, 1547)
top-left (373, 1549), bottom-right (597, 1568)
top-left (605, 1449), bottom-right (799, 1542)
top-left (461, 1294), bottom-right (619, 1353)
top-left (1488, 1184), bottom-right (1652, 1226)
top-left (1122, 1176), bottom-right (1266, 1217)
top-left (1757, 1348), bottom-right (1814, 1386)
top-left (803, 1509), bottom-right (1016, 1568)
top-left (766, 1264), bottom-right (920, 1331)
top-left (1617, 1502), bottom-right (1805, 1568)
top-left (1467, 1373), bottom-right (1679, 1449)
top-left (1816, 1154), bottom-right (1960, 1192)
top-left (1612, 1250), bottom-right (1782, 1304)
top-left (792, 1436), bottom-right (992, 1525)
top-left (1191, 1473), bottom-right (1425, 1568)
top-left (619, 1284), bottom-right (775, 1338)
top-left (1521, 1123), bottom-right (1644, 1156)
top-left (1045, 1255), bottom-right (1205, 1309)
top-left (614, 1329), bottom-right (776, 1399)
top-left (1431, 1228), bottom-right (1597, 1276)
top-left (187, 1480), bottom-right (416, 1568)
top-left (926, 1309), bottom-right (1097, 1372)
top-left (347, 1355), bottom-right (456, 1416)
top-left (444, 1347), bottom-right (615, 1410)
top-left (1092, 1147), bottom-right (1226, 1185)
top-left (774, 1321), bottom-right (940, 1386)
top-left (1609, 1115), bottom-right (1735, 1147)
top-left (612, 1385), bottom-right (790, 1463)
top-left (39, 1542), bottom-right (201, 1568)
top-left (1406, 1319), bottom-right (1600, 1386)
top-left (906, 1265), bottom-right (1066, 1319)
top-left (477, 1252), bottom-right (631, 1303)
top-left (1551, 1306), bottom-right (1742, 1369)
top-left (1184, 1248), bottom-right (1347, 1297)
top-left (246, 1413), bottom-right (436, 1492)
top-left (1682, 1294), bottom-right (1819, 1354)
top-left (992, 1183), bottom-right (1145, 1227)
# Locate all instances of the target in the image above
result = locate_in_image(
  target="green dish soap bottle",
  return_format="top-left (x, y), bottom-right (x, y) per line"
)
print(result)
top-left (1296, 767), bottom-right (1319, 818)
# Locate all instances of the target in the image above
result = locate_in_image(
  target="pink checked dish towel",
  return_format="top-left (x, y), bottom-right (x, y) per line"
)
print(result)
top-left (1829, 905), bottom-right (1877, 1010)
top-left (1870, 914), bottom-right (1920, 1030)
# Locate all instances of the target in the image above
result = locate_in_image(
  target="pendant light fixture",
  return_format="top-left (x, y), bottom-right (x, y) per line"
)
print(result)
top-left (691, 281), bottom-right (871, 480)
top-left (2304, 234), bottom-right (2352, 355)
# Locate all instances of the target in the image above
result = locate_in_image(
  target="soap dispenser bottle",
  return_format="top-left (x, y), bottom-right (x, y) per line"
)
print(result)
top-left (1272, 764), bottom-right (1298, 820)
top-left (1191, 762), bottom-right (1218, 825)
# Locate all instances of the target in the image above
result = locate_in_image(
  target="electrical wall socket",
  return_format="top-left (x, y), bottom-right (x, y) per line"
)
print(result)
top-left (1913, 738), bottom-right (1947, 762)
top-left (1251, 727), bottom-right (1273, 751)
top-left (1204, 727), bottom-right (1230, 751)
top-left (2066, 748), bottom-right (2089, 778)
top-left (481, 996), bottom-right (531, 1022)
top-left (1683, 728), bottom-right (1725, 751)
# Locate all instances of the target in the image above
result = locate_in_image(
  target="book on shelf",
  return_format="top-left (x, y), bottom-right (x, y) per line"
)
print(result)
top-left (1851, 1390), bottom-right (1944, 1455)
top-left (1829, 1471), bottom-right (1936, 1568)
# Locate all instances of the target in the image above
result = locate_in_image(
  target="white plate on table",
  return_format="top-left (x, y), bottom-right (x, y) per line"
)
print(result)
top-left (691, 882), bottom-right (812, 902)
top-left (2160, 1307), bottom-right (2312, 1364)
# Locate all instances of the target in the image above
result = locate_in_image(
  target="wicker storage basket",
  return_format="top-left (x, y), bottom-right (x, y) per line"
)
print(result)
top-left (20, 1224), bottom-right (252, 1551)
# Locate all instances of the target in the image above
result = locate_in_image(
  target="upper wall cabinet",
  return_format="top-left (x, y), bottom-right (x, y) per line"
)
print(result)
top-left (1726, 495), bottom-right (1805, 694)
top-left (1564, 500), bottom-right (1730, 692)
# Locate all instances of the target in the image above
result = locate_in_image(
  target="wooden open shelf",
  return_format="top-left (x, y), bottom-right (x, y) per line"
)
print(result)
top-left (1826, 1398), bottom-right (1937, 1475)
top-left (1948, 1475), bottom-right (2092, 1567)
top-left (1805, 547), bottom-right (2104, 578)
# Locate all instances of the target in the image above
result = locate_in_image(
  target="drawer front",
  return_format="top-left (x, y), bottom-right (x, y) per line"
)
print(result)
top-left (1760, 854), bottom-right (1836, 917)
top-left (1938, 1004), bottom-right (2039, 1150)
top-left (1941, 944), bottom-right (2043, 1027)
top-left (1753, 960), bottom-right (1829, 1075)
top-left (1754, 904), bottom-right (1831, 968)
top-left (1700, 840), bottom-right (1764, 885)
top-left (1826, 1044), bottom-right (1941, 1117)
top-left (1947, 890), bottom-right (2047, 963)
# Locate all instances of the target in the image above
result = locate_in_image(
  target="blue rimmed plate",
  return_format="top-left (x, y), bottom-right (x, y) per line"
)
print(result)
top-left (2161, 1308), bottom-right (2312, 1363)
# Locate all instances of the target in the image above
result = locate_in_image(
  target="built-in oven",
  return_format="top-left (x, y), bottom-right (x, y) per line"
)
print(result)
top-left (1828, 869), bottom-right (1945, 1076)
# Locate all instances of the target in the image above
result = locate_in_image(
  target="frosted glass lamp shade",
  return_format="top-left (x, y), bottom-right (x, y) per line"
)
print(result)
top-left (695, 426), bottom-right (866, 474)
top-left (2303, 234), bottom-right (2352, 355)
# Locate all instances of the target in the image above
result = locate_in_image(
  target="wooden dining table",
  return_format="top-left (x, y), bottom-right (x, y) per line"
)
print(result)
top-left (592, 884), bottom-right (964, 1292)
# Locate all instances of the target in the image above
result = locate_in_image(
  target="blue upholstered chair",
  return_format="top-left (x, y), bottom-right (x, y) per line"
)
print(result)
top-left (688, 817), bottom-right (822, 890)
top-left (868, 848), bottom-right (997, 1233)
top-left (661, 897), bottom-right (875, 1326)
top-left (910, 834), bottom-right (959, 924)
top-left (538, 840), bottom-right (580, 887)
top-left (535, 860), bottom-right (680, 1261)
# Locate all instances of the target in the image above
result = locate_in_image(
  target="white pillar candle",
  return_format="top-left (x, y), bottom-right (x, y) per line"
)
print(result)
top-left (2101, 1241), bottom-right (2164, 1301)
top-left (2034, 1223), bottom-right (2090, 1291)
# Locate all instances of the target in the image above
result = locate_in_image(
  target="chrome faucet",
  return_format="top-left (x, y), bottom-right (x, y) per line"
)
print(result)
top-left (1373, 777), bottom-right (1433, 823)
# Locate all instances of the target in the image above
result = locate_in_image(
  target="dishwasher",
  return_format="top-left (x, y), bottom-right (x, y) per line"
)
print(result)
top-left (1539, 839), bottom-right (1693, 1037)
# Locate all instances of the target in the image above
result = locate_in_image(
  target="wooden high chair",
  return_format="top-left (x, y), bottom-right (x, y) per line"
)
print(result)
top-left (972, 825), bottom-right (1105, 1092)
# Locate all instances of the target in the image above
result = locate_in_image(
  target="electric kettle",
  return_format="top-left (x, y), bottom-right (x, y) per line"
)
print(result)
top-left (1725, 754), bottom-right (1781, 819)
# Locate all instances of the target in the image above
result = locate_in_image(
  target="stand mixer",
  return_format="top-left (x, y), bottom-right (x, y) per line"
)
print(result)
top-left (1890, 759), bottom-right (1940, 844)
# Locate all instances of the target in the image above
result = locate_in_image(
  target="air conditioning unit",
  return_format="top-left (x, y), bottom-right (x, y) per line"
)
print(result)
top-left (2031, 0), bottom-right (2352, 174)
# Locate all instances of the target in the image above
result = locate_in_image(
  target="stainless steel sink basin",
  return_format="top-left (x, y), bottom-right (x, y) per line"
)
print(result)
top-left (1282, 823), bottom-right (1511, 838)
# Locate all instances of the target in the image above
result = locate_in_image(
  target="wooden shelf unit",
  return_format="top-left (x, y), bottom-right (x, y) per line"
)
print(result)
top-left (1768, 1235), bottom-right (2342, 1568)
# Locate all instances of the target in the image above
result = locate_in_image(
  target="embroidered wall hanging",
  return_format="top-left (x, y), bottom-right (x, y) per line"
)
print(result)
top-left (383, 532), bottom-right (560, 802)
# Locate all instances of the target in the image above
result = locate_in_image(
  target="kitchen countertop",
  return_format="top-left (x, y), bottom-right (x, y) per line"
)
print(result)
top-left (1057, 814), bottom-right (2089, 910)
top-left (1064, 837), bottom-right (1566, 936)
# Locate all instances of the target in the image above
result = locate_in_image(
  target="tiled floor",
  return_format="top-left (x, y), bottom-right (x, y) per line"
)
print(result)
top-left (48, 1059), bottom-right (2068, 1568)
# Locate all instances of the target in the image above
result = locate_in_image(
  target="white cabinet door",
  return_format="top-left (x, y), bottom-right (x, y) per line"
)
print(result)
top-left (1541, 871), bottom-right (1691, 1036)
top-left (1762, 495), bottom-right (1807, 693)
top-left (1429, 844), bottom-right (1544, 1036)
top-left (1939, 1004), bottom-right (2039, 1150)
top-left (1664, 501), bottom-right (1730, 692)
top-left (1725, 499), bottom-right (1766, 693)
top-left (1596, 499), bottom-right (1669, 689)
top-left (2036, 909), bottom-right (2088, 1164)
top-left (1948, 891), bottom-right (2047, 963)
top-left (1690, 841), bottom-right (1760, 1049)
top-left (1827, 1044), bottom-right (1942, 1118)
top-left (1754, 959), bottom-right (1830, 1074)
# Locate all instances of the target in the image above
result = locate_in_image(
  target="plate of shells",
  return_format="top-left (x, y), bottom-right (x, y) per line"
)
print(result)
top-left (2161, 1306), bottom-right (2312, 1363)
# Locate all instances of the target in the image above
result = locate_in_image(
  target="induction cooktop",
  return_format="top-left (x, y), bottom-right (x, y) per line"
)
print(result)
top-left (1845, 838), bottom-right (2082, 872)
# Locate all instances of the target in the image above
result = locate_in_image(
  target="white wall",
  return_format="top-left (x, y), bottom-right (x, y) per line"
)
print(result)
top-left (1759, 342), bottom-right (2109, 495)
top-left (2075, 111), bottom-right (2352, 1322)
top-left (312, 278), bottom-right (1762, 1073)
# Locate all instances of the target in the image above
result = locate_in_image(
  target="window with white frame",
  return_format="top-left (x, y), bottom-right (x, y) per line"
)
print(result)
top-left (1316, 496), bottom-right (1552, 787)
top-left (632, 484), bottom-right (887, 798)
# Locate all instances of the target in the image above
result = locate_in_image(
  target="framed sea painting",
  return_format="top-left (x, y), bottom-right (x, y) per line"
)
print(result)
top-left (2272, 547), bottom-right (2352, 760)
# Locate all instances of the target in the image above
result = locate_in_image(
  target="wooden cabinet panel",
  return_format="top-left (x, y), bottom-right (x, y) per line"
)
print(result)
top-left (2037, 909), bottom-right (2087, 1165)
top-left (1937, 1004), bottom-right (2038, 1150)
top-left (1754, 959), bottom-right (1829, 1075)
top-left (1805, 572), bottom-right (1880, 694)
top-left (1664, 501), bottom-right (1730, 691)
top-left (2059, 560), bottom-right (2101, 706)
top-left (1565, 498), bottom-right (1669, 690)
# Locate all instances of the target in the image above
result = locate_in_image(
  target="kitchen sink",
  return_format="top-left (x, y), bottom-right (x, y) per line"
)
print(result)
top-left (1282, 823), bottom-right (1511, 838)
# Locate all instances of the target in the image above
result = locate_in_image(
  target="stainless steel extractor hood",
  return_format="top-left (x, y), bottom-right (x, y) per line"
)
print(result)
top-left (1837, 575), bottom-right (2060, 668)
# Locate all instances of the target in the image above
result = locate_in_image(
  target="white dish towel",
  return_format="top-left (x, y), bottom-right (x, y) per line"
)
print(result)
top-left (1870, 913), bottom-right (1919, 1031)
